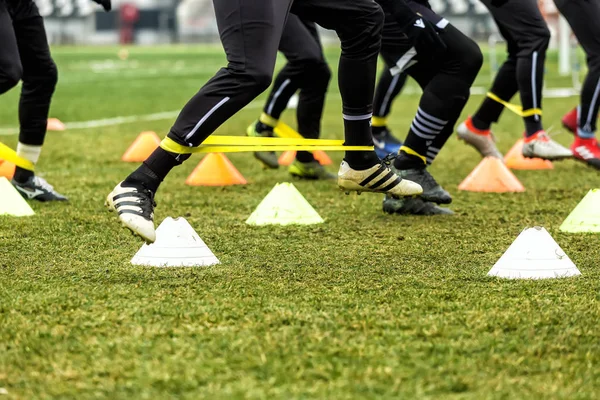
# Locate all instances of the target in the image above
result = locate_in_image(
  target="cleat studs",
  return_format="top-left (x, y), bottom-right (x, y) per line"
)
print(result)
top-left (345, 191), bottom-right (350, 195)
top-left (357, 191), bottom-right (362, 196)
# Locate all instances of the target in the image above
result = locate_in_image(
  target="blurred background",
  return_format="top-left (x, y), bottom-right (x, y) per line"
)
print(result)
top-left (41, 0), bottom-right (568, 47)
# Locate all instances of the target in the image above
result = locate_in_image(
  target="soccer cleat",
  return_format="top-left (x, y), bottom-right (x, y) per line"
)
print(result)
top-left (571, 137), bottom-right (600, 170)
top-left (246, 121), bottom-right (279, 169)
top-left (337, 160), bottom-right (422, 197)
top-left (457, 118), bottom-right (503, 159)
top-left (382, 194), bottom-right (454, 215)
top-left (288, 160), bottom-right (336, 180)
top-left (105, 181), bottom-right (156, 244)
top-left (562, 108), bottom-right (577, 135)
top-left (12, 175), bottom-right (68, 202)
top-left (522, 131), bottom-right (573, 160)
top-left (392, 165), bottom-right (452, 204)
top-left (372, 127), bottom-right (403, 159)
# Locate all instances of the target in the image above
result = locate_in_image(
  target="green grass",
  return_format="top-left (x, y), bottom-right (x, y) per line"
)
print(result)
top-left (1, 45), bottom-right (600, 399)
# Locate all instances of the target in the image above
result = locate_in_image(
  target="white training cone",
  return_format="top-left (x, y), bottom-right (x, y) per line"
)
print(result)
top-left (0, 177), bottom-right (34, 217)
top-left (131, 217), bottom-right (220, 267)
top-left (245, 182), bottom-right (324, 226)
top-left (487, 226), bottom-right (580, 279)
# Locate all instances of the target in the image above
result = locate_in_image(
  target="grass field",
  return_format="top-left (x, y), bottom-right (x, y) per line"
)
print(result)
top-left (1, 45), bottom-right (600, 399)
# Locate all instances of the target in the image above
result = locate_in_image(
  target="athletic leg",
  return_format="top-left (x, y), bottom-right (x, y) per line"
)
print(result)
top-left (555, 0), bottom-right (600, 169)
top-left (7, 0), bottom-right (66, 201)
top-left (381, 16), bottom-right (482, 204)
top-left (373, 68), bottom-right (407, 124)
top-left (294, 20), bottom-right (331, 165)
top-left (468, 0), bottom-right (569, 160)
top-left (108, 0), bottom-right (293, 243)
top-left (292, 0), bottom-right (423, 197)
top-left (371, 67), bottom-right (407, 158)
top-left (248, 15), bottom-right (332, 171)
top-left (0, 3), bottom-right (22, 95)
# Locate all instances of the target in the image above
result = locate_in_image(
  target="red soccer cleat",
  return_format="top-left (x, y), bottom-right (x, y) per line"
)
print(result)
top-left (571, 137), bottom-right (600, 170)
top-left (562, 108), bottom-right (578, 134)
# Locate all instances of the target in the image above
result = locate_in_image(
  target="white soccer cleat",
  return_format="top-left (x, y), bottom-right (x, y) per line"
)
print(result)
top-left (105, 181), bottom-right (157, 244)
top-left (522, 131), bottom-right (573, 160)
top-left (337, 160), bottom-right (423, 197)
top-left (457, 119), bottom-right (503, 159)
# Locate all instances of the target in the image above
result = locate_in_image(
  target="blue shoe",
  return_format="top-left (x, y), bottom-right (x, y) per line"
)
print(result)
top-left (373, 127), bottom-right (403, 159)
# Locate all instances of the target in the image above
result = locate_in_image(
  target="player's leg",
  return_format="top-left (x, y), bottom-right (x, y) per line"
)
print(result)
top-left (554, 0), bottom-right (600, 169)
top-left (247, 15), bottom-right (333, 180)
top-left (0, 3), bottom-right (22, 95)
top-left (107, 0), bottom-right (293, 243)
top-left (371, 68), bottom-right (407, 158)
top-left (292, 19), bottom-right (335, 180)
top-left (456, 25), bottom-right (515, 159)
top-left (470, 0), bottom-right (569, 160)
top-left (292, 0), bottom-right (422, 197)
top-left (9, 0), bottom-right (65, 201)
top-left (381, 11), bottom-right (482, 206)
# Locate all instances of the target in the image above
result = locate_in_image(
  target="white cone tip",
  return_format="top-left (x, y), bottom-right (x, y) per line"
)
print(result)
top-left (245, 182), bottom-right (324, 226)
top-left (488, 226), bottom-right (581, 279)
top-left (131, 217), bottom-right (220, 267)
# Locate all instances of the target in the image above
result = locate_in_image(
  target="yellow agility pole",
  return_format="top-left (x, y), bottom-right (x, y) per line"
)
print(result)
top-left (160, 136), bottom-right (373, 154)
top-left (202, 135), bottom-right (345, 146)
top-left (0, 142), bottom-right (34, 171)
top-left (486, 92), bottom-right (542, 118)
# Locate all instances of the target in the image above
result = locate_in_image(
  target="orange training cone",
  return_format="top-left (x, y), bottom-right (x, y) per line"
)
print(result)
top-left (0, 160), bottom-right (16, 179)
top-left (458, 156), bottom-right (525, 193)
top-left (47, 118), bottom-right (66, 131)
top-left (278, 150), bottom-right (332, 166)
top-left (185, 153), bottom-right (247, 186)
top-left (278, 151), bottom-right (296, 166)
top-left (122, 131), bottom-right (162, 162)
top-left (314, 150), bottom-right (332, 165)
top-left (504, 139), bottom-right (553, 170)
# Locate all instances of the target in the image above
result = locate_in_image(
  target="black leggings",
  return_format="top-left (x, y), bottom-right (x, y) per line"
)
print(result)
top-left (262, 15), bottom-right (331, 162)
top-left (165, 0), bottom-right (383, 155)
top-left (0, 0), bottom-right (57, 146)
top-left (554, 0), bottom-right (600, 134)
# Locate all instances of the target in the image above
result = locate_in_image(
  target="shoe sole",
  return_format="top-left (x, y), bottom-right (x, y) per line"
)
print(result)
top-left (337, 179), bottom-right (421, 197)
top-left (522, 151), bottom-right (573, 161)
top-left (420, 192), bottom-right (452, 205)
top-left (105, 194), bottom-right (155, 244)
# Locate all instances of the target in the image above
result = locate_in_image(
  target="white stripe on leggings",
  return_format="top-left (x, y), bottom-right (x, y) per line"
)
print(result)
top-left (532, 51), bottom-right (539, 122)
top-left (184, 96), bottom-right (230, 141)
top-left (585, 77), bottom-right (600, 131)
top-left (380, 74), bottom-right (401, 116)
top-left (267, 79), bottom-right (291, 115)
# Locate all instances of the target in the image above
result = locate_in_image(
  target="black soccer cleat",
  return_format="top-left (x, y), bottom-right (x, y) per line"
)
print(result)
top-left (12, 176), bottom-right (68, 202)
top-left (391, 165), bottom-right (452, 204)
top-left (382, 194), bottom-right (453, 215)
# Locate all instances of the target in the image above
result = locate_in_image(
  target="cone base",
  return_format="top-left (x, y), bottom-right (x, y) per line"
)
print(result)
top-left (186, 153), bottom-right (247, 186)
top-left (458, 157), bottom-right (525, 193)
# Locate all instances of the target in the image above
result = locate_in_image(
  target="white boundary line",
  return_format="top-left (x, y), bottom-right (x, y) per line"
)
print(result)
top-left (0, 87), bottom-right (579, 136)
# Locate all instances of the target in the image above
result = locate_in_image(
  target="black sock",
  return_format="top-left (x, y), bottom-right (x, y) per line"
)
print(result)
top-left (13, 166), bottom-right (34, 184)
top-left (394, 152), bottom-right (425, 170)
top-left (471, 114), bottom-right (492, 131)
top-left (372, 125), bottom-right (386, 138)
top-left (255, 121), bottom-right (274, 135)
top-left (524, 116), bottom-right (543, 137)
top-left (296, 151), bottom-right (315, 163)
top-left (123, 147), bottom-right (183, 193)
top-left (343, 119), bottom-right (380, 169)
